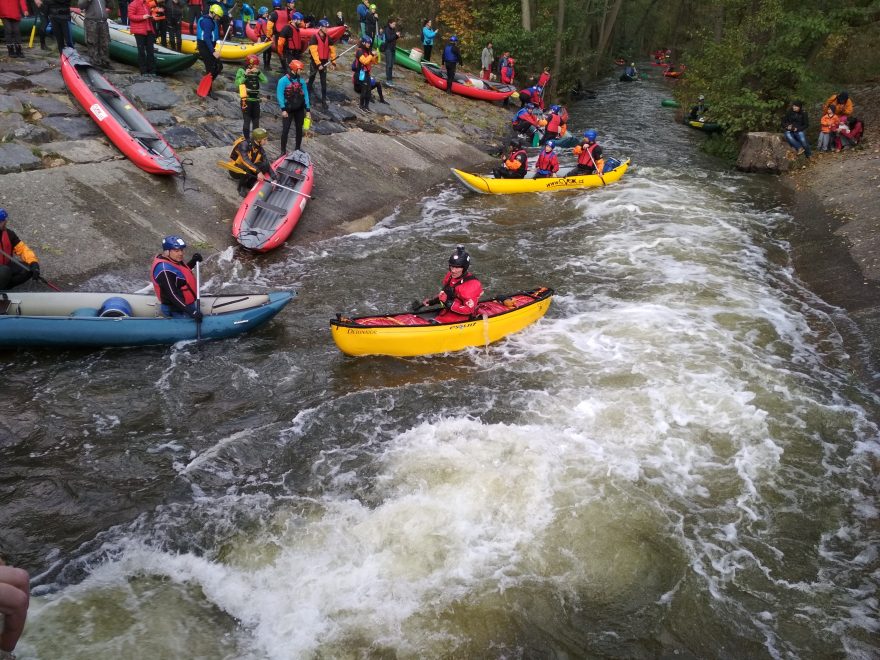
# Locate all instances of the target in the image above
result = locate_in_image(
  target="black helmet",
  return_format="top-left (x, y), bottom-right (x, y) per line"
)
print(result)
top-left (448, 245), bottom-right (470, 271)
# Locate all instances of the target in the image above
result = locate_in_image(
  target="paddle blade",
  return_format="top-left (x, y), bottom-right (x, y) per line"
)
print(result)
top-left (196, 74), bottom-right (213, 97)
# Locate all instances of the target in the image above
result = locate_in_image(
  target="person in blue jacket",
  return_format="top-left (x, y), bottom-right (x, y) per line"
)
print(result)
top-left (277, 58), bottom-right (310, 153)
top-left (197, 4), bottom-right (223, 98)
top-left (441, 35), bottom-right (461, 93)
top-left (355, 0), bottom-right (369, 38)
top-left (421, 18), bottom-right (437, 61)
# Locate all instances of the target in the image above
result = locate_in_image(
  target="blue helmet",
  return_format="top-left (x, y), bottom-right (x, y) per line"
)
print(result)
top-left (162, 235), bottom-right (187, 251)
top-left (271, 0), bottom-right (281, 7)
top-left (450, 35), bottom-right (458, 42)
top-left (292, 11), bottom-right (303, 20)
top-left (545, 140), bottom-right (555, 149)
top-left (318, 18), bottom-right (329, 26)
top-left (258, 5), bottom-right (268, 14)
top-left (242, 3), bottom-right (253, 14)
top-left (0, 208), bottom-right (7, 222)
top-left (584, 129), bottom-right (597, 141)
top-left (361, 35), bottom-right (372, 45)
top-left (550, 104), bottom-right (560, 113)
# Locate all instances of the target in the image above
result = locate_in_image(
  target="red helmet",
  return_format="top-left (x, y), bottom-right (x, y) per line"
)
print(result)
top-left (288, 59), bottom-right (305, 73)
top-left (245, 54), bottom-right (260, 67)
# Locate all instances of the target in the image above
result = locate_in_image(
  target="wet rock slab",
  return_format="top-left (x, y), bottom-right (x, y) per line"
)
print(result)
top-left (41, 116), bottom-right (102, 139)
top-left (312, 120), bottom-right (346, 135)
top-left (0, 71), bottom-right (33, 91)
top-left (28, 69), bottom-right (67, 94)
top-left (0, 96), bottom-right (24, 114)
top-left (14, 93), bottom-right (78, 117)
top-left (0, 114), bottom-right (27, 140)
top-left (125, 81), bottom-right (182, 110)
top-left (39, 140), bottom-right (118, 164)
top-left (0, 143), bottom-right (42, 174)
top-left (163, 125), bottom-right (206, 149)
top-left (142, 110), bottom-right (177, 127)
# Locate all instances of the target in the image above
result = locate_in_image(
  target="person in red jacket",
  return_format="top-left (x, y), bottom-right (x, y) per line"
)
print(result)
top-left (534, 141), bottom-right (559, 178)
top-left (0, 0), bottom-right (29, 58)
top-left (419, 246), bottom-right (483, 324)
top-left (128, 0), bottom-right (157, 74)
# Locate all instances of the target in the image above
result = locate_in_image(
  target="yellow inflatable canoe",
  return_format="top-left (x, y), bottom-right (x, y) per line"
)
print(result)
top-left (451, 158), bottom-right (630, 195)
top-left (174, 34), bottom-right (271, 61)
top-left (330, 288), bottom-right (553, 357)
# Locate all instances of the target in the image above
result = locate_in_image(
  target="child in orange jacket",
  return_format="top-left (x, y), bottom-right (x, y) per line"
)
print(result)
top-left (818, 105), bottom-right (839, 152)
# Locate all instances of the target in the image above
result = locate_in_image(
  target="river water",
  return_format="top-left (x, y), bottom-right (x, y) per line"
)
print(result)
top-left (3, 75), bottom-right (879, 659)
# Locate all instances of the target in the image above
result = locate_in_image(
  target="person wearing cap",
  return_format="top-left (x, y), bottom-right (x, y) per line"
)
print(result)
top-left (418, 246), bottom-right (483, 324)
top-left (689, 94), bottom-right (708, 121)
top-left (307, 19), bottom-right (336, 109)
top-left (492, 139), bottom-right (528, 179)
top-left (277, 58), bottom-right (310, 152)
top-left (421, 18), bottom-right (437, 62)
top-left (151, 236), bottom-right (203, 319)
top-left (0, 208), bottom-right (40, 290)
top-left (441, 34), bottom-right (461, 93)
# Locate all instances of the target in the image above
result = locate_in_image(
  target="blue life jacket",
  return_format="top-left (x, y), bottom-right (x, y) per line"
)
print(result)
top-left (197, 15), bottom-right (219, 45)
top-left (443, 44), bottom-right (457, 64)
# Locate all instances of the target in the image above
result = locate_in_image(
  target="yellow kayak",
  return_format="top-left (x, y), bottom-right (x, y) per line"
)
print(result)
top-left (330, 287), bottom-right (553, 357)
top-left (451, 158), bottom-right (630, 194)
top-left (174, 33), bottom-right (271, 61)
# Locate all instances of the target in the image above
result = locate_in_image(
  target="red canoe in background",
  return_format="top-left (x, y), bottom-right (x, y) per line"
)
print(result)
top-left (60, 48), bottom-right (182, 175)
top-left (420, 61), bottom-right (515, 103)
top-left (242, 22), bottom-right (346, 43)
top-left (232, 150), bottom-right (314, 252)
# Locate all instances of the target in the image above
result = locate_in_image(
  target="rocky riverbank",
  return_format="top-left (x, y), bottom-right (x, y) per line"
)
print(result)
top-left (0, 44), bottom-right (510, 285)
top-left (780, 82), bottom-right (880, 378)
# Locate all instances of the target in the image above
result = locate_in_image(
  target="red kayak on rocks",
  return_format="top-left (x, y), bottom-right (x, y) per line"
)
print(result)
top-left (420, 61), bottom-right (516, 102)
top-left (60, 48), bottom-right (183, 175)
top-left (232, 150), bottom-right (314, 252)
top-left (242, 22), bottom-right (346, 43)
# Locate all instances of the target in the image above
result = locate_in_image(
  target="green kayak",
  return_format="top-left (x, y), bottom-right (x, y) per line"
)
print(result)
top-left (17, 17), bottom-right (197, 74)
top-left (394, 46), bottom-right (422, 73)
top-left (661, 98), bottom-right (680, 108)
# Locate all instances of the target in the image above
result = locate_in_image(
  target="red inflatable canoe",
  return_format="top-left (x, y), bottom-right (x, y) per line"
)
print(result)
top-left (243, 22), bottom-right (346, 43)
top-left (232, 150), bottom-right (314, 252)
top-left (60, 48), bottom-right (182, 175)
top-left (420, 62), bottom-right (515, 102)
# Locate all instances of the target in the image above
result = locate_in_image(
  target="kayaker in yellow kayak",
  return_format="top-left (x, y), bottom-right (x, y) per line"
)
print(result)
top-left (416, 246), bottom-right (483, 324)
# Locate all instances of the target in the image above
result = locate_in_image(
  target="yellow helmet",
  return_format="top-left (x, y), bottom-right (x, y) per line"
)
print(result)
top-left (209, 4), bottom-right (224, 17)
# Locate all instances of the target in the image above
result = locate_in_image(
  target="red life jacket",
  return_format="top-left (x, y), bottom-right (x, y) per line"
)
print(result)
top-left (151, 255), bottom-right (197, 305)
top-left (538, 71), bottom-right (550, 87)
top-left (313, 32), bottom-right (330, 60)
top-left (435, 272), bottom-right (483, 323)
top-left (545, 112), bottom-right (561, 133)
top-left (577, 142), bottom-right (600, 166)
top-left (536, 150), bottom-right (558, 172)
top-left (0, 229), bottom-right (13, 267)
top-left (508, 148), bottom-right (528, 169)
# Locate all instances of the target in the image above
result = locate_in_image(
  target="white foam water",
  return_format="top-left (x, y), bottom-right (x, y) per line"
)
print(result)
top-left (15, 81), bottom-right (880, 660)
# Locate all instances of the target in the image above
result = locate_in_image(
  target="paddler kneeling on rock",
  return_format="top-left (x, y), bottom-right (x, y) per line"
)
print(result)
top-left (224, 127), bottom-right (275, 197)
top-left (414, 246), bottom-right (483, 324)
top-left (492, 139), bottom-right (528, 179)
top-left (151, 235), bottom-right (204, 319)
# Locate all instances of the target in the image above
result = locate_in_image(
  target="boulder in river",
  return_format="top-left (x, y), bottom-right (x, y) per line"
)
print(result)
top-left (737, 131), bottom-right (798, 174)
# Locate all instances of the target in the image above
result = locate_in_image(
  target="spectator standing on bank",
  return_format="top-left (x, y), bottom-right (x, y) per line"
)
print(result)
top-left (77, 0), bottom-right (111, 67)
top-left (381, 17), bottom-right (398, 86)
top-left (36, 0), bottom-right (74, 52)
top-left (129, 0), bottom-right (158, 74)
top-left (355, 0), bottom-right (368, 38)
top-left (164, 0), bottom-right (183, 51)
top-left (441, 34), bottom-right (460, 93)
top-left (1, 0), bottom-right (29, 58)
top-left (421, 18), bottom-right (437, 61)
top-left (481, 41), bottom-right (494, 81)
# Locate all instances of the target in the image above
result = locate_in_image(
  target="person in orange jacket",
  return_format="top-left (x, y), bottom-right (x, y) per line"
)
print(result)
top-left (492, 139), bottom-right (528, 179)
top-left (823, 91), bottom-right (852, 118)
top-left (0, 208), bottom-right (40, 290)
top-left (818, 105), bottom-right (840, 152)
